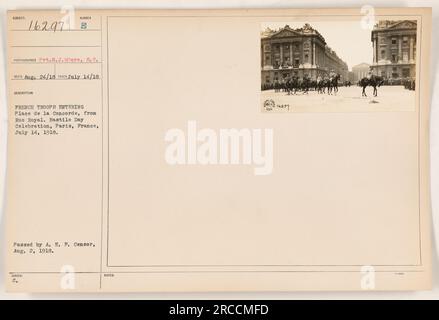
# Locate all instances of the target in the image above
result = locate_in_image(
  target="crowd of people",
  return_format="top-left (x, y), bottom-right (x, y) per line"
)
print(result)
top-left (403, 78), bottom-right (416, 91)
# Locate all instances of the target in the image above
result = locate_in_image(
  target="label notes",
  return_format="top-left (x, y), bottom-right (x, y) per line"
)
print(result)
top-left (9, 13), bottom-right (103, 137)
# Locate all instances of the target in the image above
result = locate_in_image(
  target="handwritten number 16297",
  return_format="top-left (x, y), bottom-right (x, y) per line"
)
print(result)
top-left (28, 20), bottom-right (64, 32)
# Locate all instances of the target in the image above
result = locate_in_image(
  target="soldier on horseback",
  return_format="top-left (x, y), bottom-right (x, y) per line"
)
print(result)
top-left (302, 74), bottom-right (310, 94)
top-left (274, 79), bottom-right (280, 93)
top-left (359, 71), bottom-right (385, 97)
top-left (316, 75), bottom-right (323, 94)
top-left (327, 70), bottom-right (340, 95)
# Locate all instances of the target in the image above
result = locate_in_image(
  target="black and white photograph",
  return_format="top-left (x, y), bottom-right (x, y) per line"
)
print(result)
top-left (261, 20), bottom-right (418, 112)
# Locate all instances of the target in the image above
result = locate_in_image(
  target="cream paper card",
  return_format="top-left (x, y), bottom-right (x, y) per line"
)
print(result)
top-left (5, 8), bottom-right (432, 292)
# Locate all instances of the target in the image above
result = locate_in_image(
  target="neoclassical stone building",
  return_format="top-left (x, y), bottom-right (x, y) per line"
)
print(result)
top-left (352, 62), bottom-right (371, 83)
top-left (261, 24), bottom-right (348, 86)
top-left (370, 20), bottom-right (417, 79)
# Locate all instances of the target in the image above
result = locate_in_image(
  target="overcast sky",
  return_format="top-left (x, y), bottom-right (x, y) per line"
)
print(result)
top-left (262, 21), bottom-right (373, 70)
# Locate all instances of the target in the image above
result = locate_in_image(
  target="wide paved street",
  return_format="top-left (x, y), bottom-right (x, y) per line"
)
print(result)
top-left (261, 85), bottom-right (416, 112)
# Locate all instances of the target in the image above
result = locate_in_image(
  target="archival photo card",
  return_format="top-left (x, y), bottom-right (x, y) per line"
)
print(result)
top-left (5, 8), bottom-right (432, 292)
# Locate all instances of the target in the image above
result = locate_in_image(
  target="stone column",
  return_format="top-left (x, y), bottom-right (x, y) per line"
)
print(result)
top-left (409, 36), bottom-right (414, 62)
top-left (261, 45), bottom-right (265, 67)
top-left (290, 43), bottom-right (293, 65)
top-left (376, 38), bottom-right (379, 62)
top-left (280, 44), bottom-right (283, 63)
top-left (372, 37), bottom-right (376, 63)
top-left (312, 40), bottom-right (316, 66)
top-left (398, 36), bottom-right (402, 62)
top-left (302, 44), bottom-right (305, 65)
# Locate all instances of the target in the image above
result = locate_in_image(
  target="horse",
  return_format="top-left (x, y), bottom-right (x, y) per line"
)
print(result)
top-left (285, 78), bottom-right (293, 95)
top-left (311, 80), bottom-right (318, 92)
top-left (274, 79), bottom-right (284, 92)
top-left (285, 77), bottom-right (299, 95)
top-left (316, 78), bottom-right (328, 94)
top-left (300, 77), bottom-right (311, 94)
top-left (359, 75), bottom-right (385, 97)
top-left (327, 73), bottom-right (340, 95)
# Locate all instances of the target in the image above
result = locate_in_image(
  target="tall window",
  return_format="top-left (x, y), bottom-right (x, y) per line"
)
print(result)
top-left (265, 54), bottom-right (270, 63)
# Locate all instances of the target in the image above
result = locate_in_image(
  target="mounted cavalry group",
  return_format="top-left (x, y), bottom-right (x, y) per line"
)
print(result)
top-left (274, 73), bottom-right (342, 96)
top-left (271, 72), bottom-right (386, 97)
